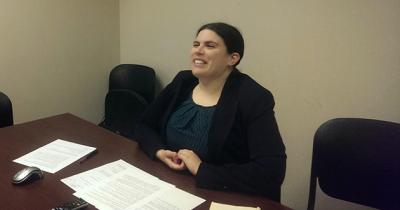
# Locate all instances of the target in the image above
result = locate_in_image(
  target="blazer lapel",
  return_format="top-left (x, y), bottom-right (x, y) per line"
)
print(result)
top-left (207, 69), bottom-right (242, 161)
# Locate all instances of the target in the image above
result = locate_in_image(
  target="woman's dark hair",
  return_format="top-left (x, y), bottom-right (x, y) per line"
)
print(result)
top-left (197, 22), bottom-right (244, 67)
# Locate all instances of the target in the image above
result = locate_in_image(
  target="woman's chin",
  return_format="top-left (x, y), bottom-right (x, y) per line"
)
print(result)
top-left (191, 68), bottom-right (205, 77)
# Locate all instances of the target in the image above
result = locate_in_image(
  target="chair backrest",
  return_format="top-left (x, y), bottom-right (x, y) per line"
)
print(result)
top-left (308, 118), bottom-right (400, 210)
top-left (100, 64), bottom-right (155, 138)
top-left (0, 91), bottom-right (13, 128)
top-left (109, 64), bottom-right (155, 103)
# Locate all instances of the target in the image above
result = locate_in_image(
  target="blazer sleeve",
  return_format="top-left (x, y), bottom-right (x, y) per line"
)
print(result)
top-left (134, 72), bottom-right (184, 159)
top-left (195, 85), bottom-right (286, 201)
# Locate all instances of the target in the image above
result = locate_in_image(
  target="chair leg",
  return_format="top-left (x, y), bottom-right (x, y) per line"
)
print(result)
top-left (307, 169), bottom-right (317, 210)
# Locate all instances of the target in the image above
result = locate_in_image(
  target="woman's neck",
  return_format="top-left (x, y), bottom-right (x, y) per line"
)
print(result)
top-left (192, 69), bottom-right (232, 106)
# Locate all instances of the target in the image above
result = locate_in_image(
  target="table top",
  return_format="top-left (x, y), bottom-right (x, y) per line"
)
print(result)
top-left (0, 113), bottom-right (292, 210)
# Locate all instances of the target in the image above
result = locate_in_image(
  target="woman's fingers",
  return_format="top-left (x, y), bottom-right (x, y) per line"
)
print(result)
top-left (157, 149), bottom-right (186, 170)
top-left (177, 149), bottom-right (202, 175)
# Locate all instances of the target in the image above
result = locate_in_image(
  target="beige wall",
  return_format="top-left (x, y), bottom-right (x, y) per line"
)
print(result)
top-left (0, 0), bottom-right (119, 123)
top-left (120, 0), bottom-right (400, 209)
top-left (1, 0), bottom-right (398, 209)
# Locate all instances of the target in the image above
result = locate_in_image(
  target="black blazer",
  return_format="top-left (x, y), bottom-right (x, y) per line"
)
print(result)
top-left (135, 69), bottom-right (286, 202)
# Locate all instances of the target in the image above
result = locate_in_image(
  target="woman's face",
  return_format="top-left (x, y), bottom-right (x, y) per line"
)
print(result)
top-left (190, 29), bottom-right (237, 80)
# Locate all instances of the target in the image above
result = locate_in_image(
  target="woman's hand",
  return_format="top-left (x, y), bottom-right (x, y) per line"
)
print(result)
top-left (178, 149), bottom-right (202, 175)
top-left (156, 149), bottom-right (186, 170)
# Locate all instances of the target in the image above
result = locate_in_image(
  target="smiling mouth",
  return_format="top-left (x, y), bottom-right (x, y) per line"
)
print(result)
top-left (193, 59), bottom-right (207, 64)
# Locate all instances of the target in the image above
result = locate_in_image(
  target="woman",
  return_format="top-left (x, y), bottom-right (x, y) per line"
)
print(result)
top-left (135, 22), bottom-right (286, 202)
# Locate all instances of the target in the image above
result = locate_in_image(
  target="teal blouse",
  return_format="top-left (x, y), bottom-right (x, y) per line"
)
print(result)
top-left (166, 95), bottom-right (216, 159)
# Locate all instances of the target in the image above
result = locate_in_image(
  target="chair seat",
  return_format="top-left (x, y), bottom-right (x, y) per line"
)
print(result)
top-left (100, 89), bottom-right (148, 137)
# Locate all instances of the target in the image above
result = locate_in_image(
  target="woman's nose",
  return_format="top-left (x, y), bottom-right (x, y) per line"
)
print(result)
top-left (194, 45), bottom-right (204, 54)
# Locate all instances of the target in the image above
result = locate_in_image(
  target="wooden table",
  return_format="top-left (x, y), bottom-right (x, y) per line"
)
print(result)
top-left (0, 113), bottom-right (292, 210)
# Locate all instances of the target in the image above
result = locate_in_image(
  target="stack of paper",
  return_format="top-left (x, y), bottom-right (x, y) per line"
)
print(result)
top-left (62, 160), bottom-right (205, 210)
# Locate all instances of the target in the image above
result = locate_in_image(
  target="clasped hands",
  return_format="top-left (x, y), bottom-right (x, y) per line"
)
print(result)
top-left (156, 149), bottom-right (201, 175)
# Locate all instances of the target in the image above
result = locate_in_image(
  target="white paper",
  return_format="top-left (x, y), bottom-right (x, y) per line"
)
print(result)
top-left (128, 187), bottom-right (205, 210)
top-left (13, 139), bottom-right (96, 173)
top-left (62, 159), bottom-right (160, 191)
top-left (63, 160), bottom-right (205, 210)
top-left (210, 202), bottom-right (261, 210)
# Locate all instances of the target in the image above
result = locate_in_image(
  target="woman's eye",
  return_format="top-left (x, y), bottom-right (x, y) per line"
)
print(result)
top-left (206, 45), bottom-right (215, 48)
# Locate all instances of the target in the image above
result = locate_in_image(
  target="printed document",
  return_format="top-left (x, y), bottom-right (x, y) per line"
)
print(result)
top-left (62, 160), bottom-right (205, 210)
top-left (61, 159), bottom-right (161, 191)
top-left (13, 139), bottom-right (96, 173)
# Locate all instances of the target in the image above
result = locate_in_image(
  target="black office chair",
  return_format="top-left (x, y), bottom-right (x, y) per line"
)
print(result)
top-left (0, 91), bottom-right (13, 128)
top-left (307, 118), bottom-right (400, 210)
top-left (99, 64), bottom-right (155, 138)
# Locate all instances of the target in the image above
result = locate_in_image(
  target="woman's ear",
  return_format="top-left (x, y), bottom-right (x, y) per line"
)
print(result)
top-left (229, 52), bottom-right (241, 66)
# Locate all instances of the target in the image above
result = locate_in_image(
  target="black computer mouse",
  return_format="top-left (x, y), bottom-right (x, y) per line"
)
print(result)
top-left (12, 166), bottom-right (43, 185)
